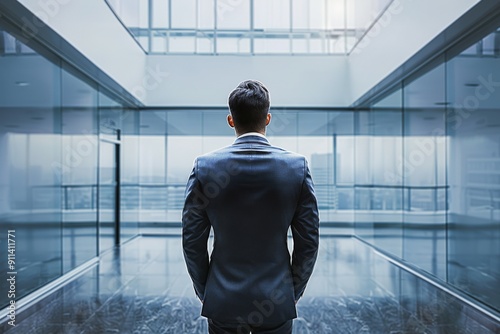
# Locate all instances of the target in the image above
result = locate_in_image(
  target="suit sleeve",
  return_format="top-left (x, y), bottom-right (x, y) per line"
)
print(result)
top-left (182, 158), bottom-right (211, 301)
top-left (291, 158), bottom-right (319, 301)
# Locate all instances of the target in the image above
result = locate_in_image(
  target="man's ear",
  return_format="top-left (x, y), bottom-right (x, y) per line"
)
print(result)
top-left (227, 114), bottom-right (235, 128)
top-left (265, 113), bottom-right (271, 126)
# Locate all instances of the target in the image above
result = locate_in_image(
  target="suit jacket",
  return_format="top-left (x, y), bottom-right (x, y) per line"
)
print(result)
top-left (182, 135), bottom-right (319, 325)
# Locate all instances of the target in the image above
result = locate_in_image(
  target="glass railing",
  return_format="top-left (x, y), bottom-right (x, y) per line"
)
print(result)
top-left (20, 184), bottom-right (451, 213)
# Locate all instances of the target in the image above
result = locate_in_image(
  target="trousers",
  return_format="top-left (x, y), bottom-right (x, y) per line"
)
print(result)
top-left (208, 319), bottom-right (293, 334)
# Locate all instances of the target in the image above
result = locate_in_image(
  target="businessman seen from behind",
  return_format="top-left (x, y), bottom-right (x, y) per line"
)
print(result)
top-left (182, 80), bottom-right (319, 334)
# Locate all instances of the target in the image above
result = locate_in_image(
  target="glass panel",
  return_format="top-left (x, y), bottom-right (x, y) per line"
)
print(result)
top-left (152, 0), bottom-right (169, 28)
top-left (198, 0), bottom-right (215, 29)
top-left (137, 36), bottom-right (149, 51)
top-left (107, 0), bottom-right (148, 28)
top-left (446, 28), bottom-right (500, 311)
top-left (346, 0), bottom-right (393, 53)
top-left (138, 109), bottom-right (354, 236)
top-left (254, 37), bottom-right (290, 54)
top-left (292, 38), bottom-right (308, 53)
top-left (0, 30), bottom-right (62, 309)
top-left (403, 61), bottom-right (447, 280)
top-left (196, 33), bottom-right (214, 53)
top-left (216, 0), bottom-right (250, 29)
top-left (300, 135), bottom-right (336, 223)
top-left (121, 110), bottom-right (139, 242)
top-left (99, 141), bottom-right (117, 253)
top-left (326, 0), bottom-right (346, 30)
top-left (1, 31), bottom-right (16, 54)
top-left (138, 111), bottom-right (167, 226)
top-left (152, 33), bottom-right (168, 53)
top-left (254, 0), bottom-right (290, 30)
top-left (354, 111), bottom-right (374, 244)
top-left (98, 90), bottom-right (122, 252)
top-left (309, 39), bottom-right (325, 53)
top-left (61, 64), bottom-right (98, 273)
top-left (216, 36), bottom-right (251, 54)
top-left (169, 36), bottom-right (196, 53)
top-left (171, 0), bottom-right (196, 28)
top-left (371, 89), bottom-right (403, 258)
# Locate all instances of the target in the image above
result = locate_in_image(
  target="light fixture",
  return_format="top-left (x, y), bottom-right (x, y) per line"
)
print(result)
top-left (434, 102), bottom-right (450, 106)
top-left (15, 81), bottom-right (29, 87)
top-left (464, 83), bottom-right (480, 87)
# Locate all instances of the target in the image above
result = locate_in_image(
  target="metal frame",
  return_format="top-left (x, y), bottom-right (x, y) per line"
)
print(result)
top-left (99, 128), bottom-right (122, 249)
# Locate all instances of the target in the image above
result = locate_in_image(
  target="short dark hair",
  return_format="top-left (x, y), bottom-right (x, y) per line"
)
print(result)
top-left (228, 80), bottom-right (270, 133)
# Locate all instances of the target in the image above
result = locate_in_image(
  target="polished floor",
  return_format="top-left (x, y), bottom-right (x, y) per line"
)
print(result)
top-left (1, 235), bottom-right (499, 334)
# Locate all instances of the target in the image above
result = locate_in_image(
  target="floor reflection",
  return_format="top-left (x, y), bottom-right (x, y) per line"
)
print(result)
top-left (2, 236), bottom-right (498, 333)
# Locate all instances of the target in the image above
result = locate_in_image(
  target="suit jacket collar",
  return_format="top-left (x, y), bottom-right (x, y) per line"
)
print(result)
top-left (233, 135), bottom-right (271, 146)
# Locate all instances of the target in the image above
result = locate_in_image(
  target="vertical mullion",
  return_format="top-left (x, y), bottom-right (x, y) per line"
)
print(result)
top-left (214, 0), bottom-right (218, 54)
top-left (307, 0), bottom-right (311, 53)
top-left (195, 0), bottom-right (199, 54)
top-left (402, 81), bottom-right (407, 261)
top-left (444, 58), bottom-right (449, 283)
top-left (115, 141), bottom-right (121, 246)
top-left (168, 0), bottom-right (172, 52)
top-left (324, 0), bottom-right (328, 54)
top-left (148, 0), bottom-right (153, 53)
top-left (289, 0), bottom-right (293, 54)
top-left (344, 0), bottom-right (348, 54)
top-left (250, 0), bottom-right (254, 55)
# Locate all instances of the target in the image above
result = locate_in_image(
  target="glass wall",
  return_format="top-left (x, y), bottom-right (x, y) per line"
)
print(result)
top-left (355, 88), bottom-right (403, 259)
top-left (0, 23), bottom-right (137, 309)
top-left (136, 109), bottom-right (355, 234)
top-left (61, 64), bottom-right (99, 273)
top-left (403, 60), bottom-right (447, 280)
top-left (356, 27), bottom-right (500, 312)
top-left (106, 0), bottom-right (392, 54)
top-left (121, 110), bottom-right (140, 243)
top-left (0, 32), bottom-right (63, 308)
top-left (446, 28), bottom-right (500, 311)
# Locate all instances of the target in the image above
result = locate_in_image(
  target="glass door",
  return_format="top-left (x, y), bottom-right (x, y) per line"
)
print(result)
top-left (98, 140), bottom-right (120, 253)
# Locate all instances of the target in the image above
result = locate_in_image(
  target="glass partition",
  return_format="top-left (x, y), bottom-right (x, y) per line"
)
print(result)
top-left (403, 60), bottom-right (447, 280)
top-left (354, 25), bottom-right (500, 313)
top-left (446, 28), bottom-right (500, 310)
top-left (0, 30), bottom-right (63, 309)
top-left (61, 64), bottom-right (99, 273)
top-left (136, 109), bottom-right (355, 234)
top-left (354, 88), bottom-right (403, 258)
top-left (0, 25), bottom-right (137, 309)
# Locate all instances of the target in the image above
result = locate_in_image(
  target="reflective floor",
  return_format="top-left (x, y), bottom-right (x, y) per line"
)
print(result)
top-left (1, 236), bottom-right (499, 334)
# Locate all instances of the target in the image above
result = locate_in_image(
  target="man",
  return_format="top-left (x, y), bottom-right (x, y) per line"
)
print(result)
top-left (182, 80), bottom-right (319, 334)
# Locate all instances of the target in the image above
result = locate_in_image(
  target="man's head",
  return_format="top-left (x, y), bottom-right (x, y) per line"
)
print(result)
top-left (227, 80), bottom-right (271, 135)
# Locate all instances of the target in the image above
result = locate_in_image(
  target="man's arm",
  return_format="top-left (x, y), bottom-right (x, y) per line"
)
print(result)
top-left (182, 159), bottom-right (211, 301)
top-left (290, 158), bottom-right (319, 302)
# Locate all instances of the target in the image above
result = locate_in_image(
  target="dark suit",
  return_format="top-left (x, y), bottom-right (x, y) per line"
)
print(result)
top-left (182, 135), bottom-right (319, 329)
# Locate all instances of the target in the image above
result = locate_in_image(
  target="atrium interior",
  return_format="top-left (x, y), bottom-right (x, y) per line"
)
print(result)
top-left (0, 0), bottom-right (499, 332)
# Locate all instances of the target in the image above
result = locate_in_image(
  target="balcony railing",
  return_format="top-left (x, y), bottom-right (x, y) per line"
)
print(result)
top-left (13, 184), bottom-right (452, 212)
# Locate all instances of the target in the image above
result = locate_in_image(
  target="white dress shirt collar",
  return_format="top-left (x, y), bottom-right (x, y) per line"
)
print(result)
top-left (237, 132), bottom-right (267, 139)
